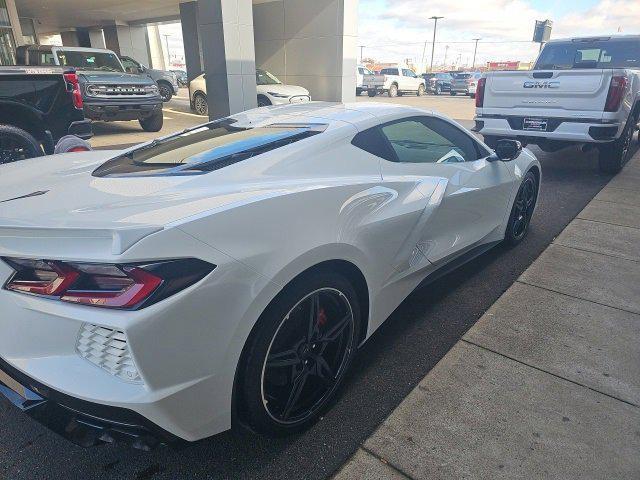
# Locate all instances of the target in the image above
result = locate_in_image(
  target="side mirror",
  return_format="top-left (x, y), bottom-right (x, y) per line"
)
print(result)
top-left (491, 139), bottom-right (522, 162)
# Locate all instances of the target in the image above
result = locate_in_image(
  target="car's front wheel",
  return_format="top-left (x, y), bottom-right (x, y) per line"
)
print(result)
top-left (158, 82), bottom-right (173, 102)
top-left (239, 270), bottom-right (360, 435)
top-left (504, 171), bottom-right (538, 246)
top-left (139, 111), bottom-right (163, 132)
top-left (193, 92), bottom-right (208, 116)
top-left (417, 84), bottom-right (426, 96)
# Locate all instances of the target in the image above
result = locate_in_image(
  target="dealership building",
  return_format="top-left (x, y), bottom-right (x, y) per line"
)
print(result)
top-left (1, 0), bottom-right (357, 117)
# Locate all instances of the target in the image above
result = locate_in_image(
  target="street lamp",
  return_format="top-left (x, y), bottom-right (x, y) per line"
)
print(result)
top-left (429, 16), bottom-right (443, 72)
top-left (162, 34), bottom-right (172, 68)
top-left (472, 38), bottom-right (481, 69)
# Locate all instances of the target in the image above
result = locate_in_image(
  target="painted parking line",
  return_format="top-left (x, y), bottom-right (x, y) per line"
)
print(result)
top-left (163, 107), bottom-right (206, 118)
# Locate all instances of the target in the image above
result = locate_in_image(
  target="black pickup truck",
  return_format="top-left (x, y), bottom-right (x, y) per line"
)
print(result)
top-left (0, 66), bottom-right (92, 164)
top-left (17, 45), bottom-right (164, 132)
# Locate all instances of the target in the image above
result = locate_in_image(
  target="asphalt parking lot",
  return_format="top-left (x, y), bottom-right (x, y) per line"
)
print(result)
top-left (0, 92), bottom-right (633, 480)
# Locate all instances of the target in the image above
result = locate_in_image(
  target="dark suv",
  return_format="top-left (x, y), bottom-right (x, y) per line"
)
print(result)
top-left (17, 45), bottom-right (164, 132)
top-left (423, 72), bottom-right (453, 95)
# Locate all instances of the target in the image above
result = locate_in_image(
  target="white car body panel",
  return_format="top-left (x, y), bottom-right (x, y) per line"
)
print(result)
top-left (0, 102), bottom-right (539, 442)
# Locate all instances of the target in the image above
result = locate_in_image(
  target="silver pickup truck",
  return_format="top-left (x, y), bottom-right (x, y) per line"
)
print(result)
top-left (475, 35), bottom-right (640, 173)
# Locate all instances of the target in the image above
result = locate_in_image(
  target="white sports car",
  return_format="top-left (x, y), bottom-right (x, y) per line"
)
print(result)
top-left (0, 103), bottom-right (540, 449)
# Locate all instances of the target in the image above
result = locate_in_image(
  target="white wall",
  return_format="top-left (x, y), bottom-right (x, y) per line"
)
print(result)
top-left (117, 25), bottom-right (151, 66)
top-left (147, 25), bottom-right (166, 70)
top-left (253, 0), bottom-right (357, 102)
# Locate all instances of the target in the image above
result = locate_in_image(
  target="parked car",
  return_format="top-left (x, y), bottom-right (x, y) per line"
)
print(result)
top-left (423, 72), bottom-right (454, 95)
top-left (189, 68), bottom-right (311, 116)
top-left (171, 69), bottom-right (188, 87)
top-left (0, 66), bottom-right (92, 164)
top-left (17, 45), bottom-right (164, 132)
top-left (0, 102), bottom-right (539, 449)
top-left (363, 66), bottom-right (426, 97)
top-left (450, 72), bottom-right (483, 97)
top-left (475, 35), bottom-right (640, 173)
top-left (119, 55), bottom-right (179, 102)
top-left (356, 65), bottom-right (374, 95)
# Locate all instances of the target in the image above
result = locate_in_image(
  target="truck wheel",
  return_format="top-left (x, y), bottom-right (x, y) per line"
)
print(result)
top-left (598, 119), bottom-right (635, 174)
top-left (356, 88), bottom-right (363, 96)
top-left (388, 84), bottom-right (398, 98)
top-left (0, 125), bottom-right (44, 165)
top-left (139, 112), bottom-right (164, 132)
top-left (158, 82), bottom-right (173, 102)
top-left (417, 84), bottom-right (426, 96)
top-left (367, 89), bottom-right (377, 97)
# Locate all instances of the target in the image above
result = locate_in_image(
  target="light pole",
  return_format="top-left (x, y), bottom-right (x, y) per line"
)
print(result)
top-left (443, 45), bottom-right (449, 68)
top-left (429, 16), bottom-right (443, 72)
top-left (358, 45), bottom-right (365, 63)
top-left (162, 34), bottom-right (171, 68)
top-left (472, 38), bottom-right (481, 69)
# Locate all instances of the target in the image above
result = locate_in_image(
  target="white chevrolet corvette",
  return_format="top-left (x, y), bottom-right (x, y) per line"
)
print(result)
top-left (0, 102), bottom-right (540, 449)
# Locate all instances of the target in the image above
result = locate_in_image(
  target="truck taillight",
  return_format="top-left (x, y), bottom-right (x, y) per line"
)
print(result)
top-left (475, 77), bottom-right (486, 108)
top-left (3, 257), bottom-right (215, 310)
top-left (63, 72), bottom-right (83, 110)
top-left (604, 76), bottom-right (627, 112)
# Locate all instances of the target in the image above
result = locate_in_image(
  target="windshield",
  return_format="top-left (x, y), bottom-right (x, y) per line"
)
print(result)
top-left (256, 69), bottom-right (281, 85)
top-left (55, 50), bottom-right (125, 72)
top-left (535, 39), bottom-right (640, 70)
top-left (93, 121), bottom-right (325, 177)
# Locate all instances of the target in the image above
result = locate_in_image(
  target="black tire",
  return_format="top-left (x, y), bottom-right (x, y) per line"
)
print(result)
top-left (356, 88), bottom-right (363, 96)
top-left (435, 85), bottom-right (441, 95)
top-left (139, 111), bottom-right (163, 132)
top-left (597, 117), bottom-right (635, 174)
top-left (504, 171), bottom-right (538, 246)
top-left (193, 92), bottom-right (208, 116)
top-left (469, 93), bottom-right (476, 99)
top-left (257, 95), bottom-right (272, 107)
top-left (450, 91), bottom-right (457, 96)
top-left (483, 135), bottom-right (499, 149)
top-left (158, 82), bottom-right (173, 102)
top-left (388, 84), bottom-right (398, 98)
top-left (367, 89), bottom-right (377, 97)
top-left (417, 84), bottom-right (426, 96)
top-left (239, 269), bottom-right (361, 436)
top-left (0, 124), bottom-right (44, 165)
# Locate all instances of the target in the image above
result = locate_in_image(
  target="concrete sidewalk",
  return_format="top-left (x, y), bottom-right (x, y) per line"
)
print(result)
top-left (334, 152), bottom-right (640, 480)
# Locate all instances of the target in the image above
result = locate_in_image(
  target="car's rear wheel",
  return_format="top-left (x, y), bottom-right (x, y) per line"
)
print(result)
top-left (193, 92), bottom-right (208, 116)
top-left (0, 125), bottom-right (44, 165)
top-left (240, 270), bottom-right (360, 435)
top-left (257, 95), bottom-right (272, 107)
top-left (417, 84), bottom-right (425, 96)
top-left (367, 89), bottom-right (377, 97)
top-left (504, 171), bottom-right (538, 246)
top-left (139, 111), bottom-right (163, 132)
top-left (450, 91), bottom-right (457, 96)
top-left (388, 84), bottom-right (398, 98)
top-left (598, 117), bottom-right (635, 174)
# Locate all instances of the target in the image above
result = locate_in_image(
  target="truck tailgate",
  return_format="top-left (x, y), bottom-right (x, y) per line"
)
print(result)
top-left (483, 69), bottom-right (612, 118)
top-left (363, 74), bottom-right (385, 86)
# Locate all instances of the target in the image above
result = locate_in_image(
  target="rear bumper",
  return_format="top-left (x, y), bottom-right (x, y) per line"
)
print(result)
top-left (475, 114), bottom-right (624, 143)
top-left (0, 357), bottom-right (179, 450)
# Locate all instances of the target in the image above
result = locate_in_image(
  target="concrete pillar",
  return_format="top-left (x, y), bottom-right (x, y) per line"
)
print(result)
top-left (60, 30), bottom-right (90, 47)
top-left (147, 25), bottom-right (167, 70)
top-left (116, 25), bottom-right (151, 65)
top-left (198, 0), bottom-right (257, 119)
top-left (179, 2), bottom-right (203, 82)
top-left (253, 0), bottom-right (357, 103)
top-left (5, 0), bottom-right (24, 47)
top-left (88, 29), bottom-right (106, 49)
top-left (103, 26), bottom-right (120, 53)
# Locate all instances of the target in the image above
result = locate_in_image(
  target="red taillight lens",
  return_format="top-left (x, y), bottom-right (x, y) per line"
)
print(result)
top-left (3, 258), bottom-right (214, 310)
top-left (68, 146), bottom-right (91, 152)
top-left (63, 72), bottom-right (84, 110)
top-left (475, 77), bottom-right (486, 108)
top-left (604, 75), bottom-right (627, 112)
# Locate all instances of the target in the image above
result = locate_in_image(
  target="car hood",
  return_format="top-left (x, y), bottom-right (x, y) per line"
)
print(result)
top-left (79, 71), bottom-right (155, 85)
top-left (257, 84), bottom-right (310, 97)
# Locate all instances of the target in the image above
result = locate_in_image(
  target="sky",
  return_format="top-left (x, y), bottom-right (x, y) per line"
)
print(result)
top-left (159, 0), bottom-right (640, 70)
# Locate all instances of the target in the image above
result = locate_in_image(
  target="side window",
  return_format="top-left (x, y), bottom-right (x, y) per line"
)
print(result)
top-left (379, 117), bottom-right (485, 164)
top-left (121, 57), bottom-right (138, 71)
top-left (402, 69), bottom-right (416, 78)
top-left (358, 68), bottom-right (364, 75)
top-left (351, 127), bottom-right (396, 162)
top-left (381, 68), bottom-right (399, 75)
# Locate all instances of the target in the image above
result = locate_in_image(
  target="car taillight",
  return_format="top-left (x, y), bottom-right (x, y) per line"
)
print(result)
top-left (476, 77), bottom-right (486, 107)
top-left (2, 258), bottom-right (215, 310)
top-left (604, 75), bottom-right (627, 112)
top-left (63, 72), bottom-right (83, 110)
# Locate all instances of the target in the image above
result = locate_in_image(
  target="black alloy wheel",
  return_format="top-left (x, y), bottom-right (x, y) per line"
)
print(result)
top-left (505, 171), bottom-right (538, 245)
top-left (261, 288), bottom-right (355, 424)
top-left (0, 126), bottom-right (43, 165)
top-left (240, 271), bottom-right (360, 435)
top-left (159, 84), bottom-right (173, 102)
